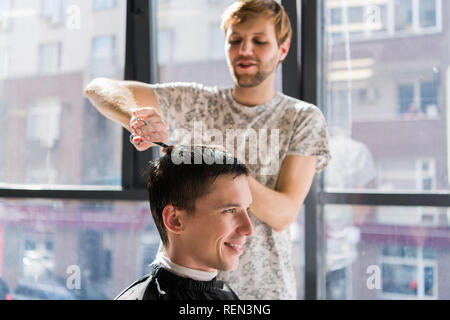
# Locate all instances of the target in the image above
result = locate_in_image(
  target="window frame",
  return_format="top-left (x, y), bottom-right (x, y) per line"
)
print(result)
top-left (0, 0), bottom-right (449, 301)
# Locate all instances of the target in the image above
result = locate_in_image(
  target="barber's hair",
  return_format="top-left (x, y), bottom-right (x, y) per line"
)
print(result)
top-left (145, 145), bottom-right (249, 246)
top-left (221, 0), bottom-right (292, 46)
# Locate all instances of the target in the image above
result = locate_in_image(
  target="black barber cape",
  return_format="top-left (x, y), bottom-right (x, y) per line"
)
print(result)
top-left (115, 264), bottom-right (239, 300)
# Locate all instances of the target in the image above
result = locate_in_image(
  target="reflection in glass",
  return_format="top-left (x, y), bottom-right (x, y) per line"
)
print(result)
top-left (0, 0), bottom-right (126, 187)
top-left (0, 198), bottom-right (156, 300)
top-left (323, 0), bottom-right (448, 193)
top-left (382, 264), bottom-right (417, 295)
top-left (324, 204), bottom-right (444, 299)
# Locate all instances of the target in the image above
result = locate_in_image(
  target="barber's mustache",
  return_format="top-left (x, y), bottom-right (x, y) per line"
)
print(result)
top-left (233, 56), bottom-right (260, 64)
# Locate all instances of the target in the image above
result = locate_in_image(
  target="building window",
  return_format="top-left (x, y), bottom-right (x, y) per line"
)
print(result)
top-left (382, 264), bottom-right (418, 296)
top-left (89, 35), bottom-right (117, 77)
top-left (26, 97), bottom-right (61, 150)
top-left (93, 0), bottom-right (117, 10)
top-left (377, 158), bottom-right (436, 192)
top-left (380, 245), bottom-right (437, 299)
top-left (348, 6), bottom-right (364, 24)
top-left (419, 0), bottom-right (437, 28)
top-left (22, 235), bottom-right (55, 280)
top-left (397, 83), bottom-right (415, 114)
top-left (329, 7), bottom-right (342, 25)
top-left (92, 35), bottom-right (116, 60)
top-left (348, 6), bottom-right (364, 38)
top-left (210, 23), bottom-right (224, 61)
top-left (25, 97), bottom-right (62, 184)
top-left (420, 81), bottom-right (438, 116)
top-left (397, 77), bottom-right (439, 117)
top-left (326, 267), bottom-right (348, 299)
top-left (419, 158), bottom-right (435, 190)
top-left (367, 4), bottom-right (388, 34)
top-left (0, 47), bottom-right (9, 78)
top-left (40, 0), bottom-right (63, 26)
top-left (395, 0), bottom-right (413, 32)
top-left (38, 43), bottom-right (61, 75)
top-left (0, 0), bottom-right (12, 31)
top-left (157, 29), bottom-right (174, 65)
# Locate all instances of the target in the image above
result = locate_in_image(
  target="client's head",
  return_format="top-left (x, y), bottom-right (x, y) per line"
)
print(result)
top-left (146, 145), bottom-right (253, 272)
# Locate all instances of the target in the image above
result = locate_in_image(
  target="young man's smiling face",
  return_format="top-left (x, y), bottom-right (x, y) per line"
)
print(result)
top-left (225, 14), bottom-right (289, 88)
top-left (178, 174), bottom-right (253, 272)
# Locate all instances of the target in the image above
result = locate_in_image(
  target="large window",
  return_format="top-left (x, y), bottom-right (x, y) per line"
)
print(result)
top-left (323, 0), bottom-right (448, 193)
top-left (2, 0), bottom-right (449, 302)
top-left (322, 0), bottom-right (450, 300)
top-left (0, 0), bottom-right (128, 300)
top-left (0, 198), bottom-right (156, 300)
top-left (324, 204), bottom-right (445, 300)
top-left (0, 0), bottom-right (126, 187)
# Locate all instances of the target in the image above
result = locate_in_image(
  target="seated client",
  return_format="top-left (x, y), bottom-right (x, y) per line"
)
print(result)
top-left (115, 145), bottom-right (253, 300)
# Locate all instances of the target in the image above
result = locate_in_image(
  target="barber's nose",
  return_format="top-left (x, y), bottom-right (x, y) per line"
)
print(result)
top-left (239, 40), bottom-right (253, 56)
top-left (237, 210), bottom-right (253, 236)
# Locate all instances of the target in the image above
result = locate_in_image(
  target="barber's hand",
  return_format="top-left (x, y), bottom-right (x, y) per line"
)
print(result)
top-left (129, 107), bottom-right (169, 151)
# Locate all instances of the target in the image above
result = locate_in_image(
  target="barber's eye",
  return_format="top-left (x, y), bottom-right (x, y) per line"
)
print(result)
top-left (223, 208), bottom-right (236, 214)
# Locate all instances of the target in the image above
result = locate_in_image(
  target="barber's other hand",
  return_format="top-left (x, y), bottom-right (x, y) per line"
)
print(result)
top-left (129, 107), bottom-right (169, 151)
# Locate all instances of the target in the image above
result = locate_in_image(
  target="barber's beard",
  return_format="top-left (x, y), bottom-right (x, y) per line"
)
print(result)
top-left (231, 54), bottom-right (279, 88)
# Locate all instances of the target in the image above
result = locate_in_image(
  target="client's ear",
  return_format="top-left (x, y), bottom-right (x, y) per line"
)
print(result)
top-left (162, 204), bottom-right (184, 235)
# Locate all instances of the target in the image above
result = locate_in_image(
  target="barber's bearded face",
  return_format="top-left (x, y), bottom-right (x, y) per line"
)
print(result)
top-left (225, 15), bottom-right (282, 88)
top-left (231, 53), bottom-right (279, 88)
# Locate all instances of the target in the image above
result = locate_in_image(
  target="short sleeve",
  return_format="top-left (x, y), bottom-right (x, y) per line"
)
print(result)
top-left (148, 82), bottom-right (209, 133)
top-left (287, 104), bottom-right (331, 172)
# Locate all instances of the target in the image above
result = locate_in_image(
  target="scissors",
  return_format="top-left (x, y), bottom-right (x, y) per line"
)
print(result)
top-left (129, 133), bottom-right (170, 148)
top-left (129, 118), bottom-right (170, 148)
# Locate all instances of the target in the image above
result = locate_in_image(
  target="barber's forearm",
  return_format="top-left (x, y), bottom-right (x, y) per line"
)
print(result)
top-left (85, 77), bottom-right (136, 131)
top-left (247, 176), bottom-right (303, 232)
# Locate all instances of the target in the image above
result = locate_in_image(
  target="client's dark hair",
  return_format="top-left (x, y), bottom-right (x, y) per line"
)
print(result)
top-left (145, 145), bottom-right (249, 246)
